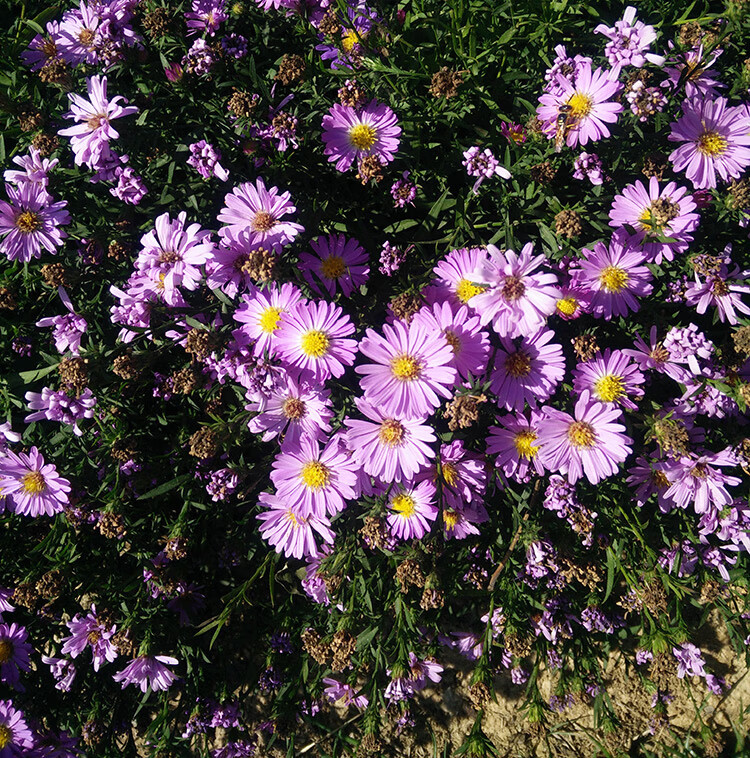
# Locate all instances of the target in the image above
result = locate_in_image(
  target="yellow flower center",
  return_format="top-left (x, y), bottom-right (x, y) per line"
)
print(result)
top-left (391, 493), bottom-right (416, 517)
top-left (378, 419), bottom-right (405, 447)
top-left (251, 211), bottom-right (277, 233)
top-left (300, 461), bottom-right (330, 490)
top-left (349, 123), bottom-right (377, 150)
top-left (651, 470), bottom-right (669, 489)
top-left (594, 374), bottom-right (625, 403)
top-left (556, 297), bottom-right (578, 316)
top-left (441, 462), bottom-right (459, 487)
top-left (0, 639), bottom-right (12, 663)
top-left (78, 28), bottom-right (96, 46)
top-left (342, 28), bottom-right (366, 53)
top-left (599, 265), bottom-right (629, 292)
top-left (391, 354), bottom-right (421, 381)
top-left (455, 278), bottom-right (486, 302)
top-left (286, 510), bottom-right (300, 527)
top-left (567, 421), bottom-right (596, 448)
top-left (282, 397), bottom-right (306, 420)
top-left (300, 329), bottom-right (330, 358)
top-left (568, 92), bottom-right (593, 118)
top-left (513, 430), bottom-right (539, 459)
top-left (697, 130), bottom-right (727, 157)
top-left (258, 306), bottom-right (282, 334)
top-left (21, 471), bottom-right (46, 494)
top-left (15, 210), bottom-right (42, 233)
top-left (0, 725), bottom-right (11, 749)
top-left (443, 509), bottom-right (459, 530)
top-left (320, 255), bottom-right (346, 280)
top-left (504, 351), bottom-right (532, 378)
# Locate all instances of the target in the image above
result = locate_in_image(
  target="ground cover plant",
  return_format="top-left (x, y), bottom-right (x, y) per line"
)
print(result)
top-left (0, 0), bottom-right (750, 755)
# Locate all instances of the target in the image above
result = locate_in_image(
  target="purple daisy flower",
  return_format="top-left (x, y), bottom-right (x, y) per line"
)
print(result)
top-left (609, 177), bottom-right (699, 263)
top-left (321, 100), bottom-right (401, 173)
top-left (4, 146), bottom-right (59, 190)
top-left (684, 252), bottom-right (750, 325)
top-left (572, 349), bottom-right (645, 410)
top-left (217, 178), bottom-right (304, 250)
top-left (431, 246), bottom-right (492, 306)
top-left (298, 234), bottom-right (369, 297)
top-left (413, 300), bottom-right (490, 382)
top-left (274, 300), bottom-right (357, 383)
top-left (270, 436), bottom-right (357, 518)
top-left (462, 146), bottom-right (511, 193)
top-left (41, 655), bottom-right (77, 691)
top-left (233, 283), bottom-right (304, 358)
top-left (668, 97), bottom-right (750, 189)
top-left (622, 326), bottom-right (690, 383)
top-left (343, 398), bottom-right (436, 484)
top-left (570, 234), bottom-right (653, 319)
top-left (593, 6), bottom-right (663, 71)
top-left (257, 491), bottom-right (334, 560)
top-left (0, 700), bottom-right (34, 754)
top-left (356, 319), bottom-right (456, 419)
top-left (663, 449), bottom-right (741, 515)
top-left (185, 0), bottom-right (227, 37)
top-left (0, 623), bottom-right (32, 689)
top-left (187, 139), bottom-right (229, 181)
top-left (386, 480), bottom-right (438, 541)
top-left (246, 375), bottom-right (333, 447)
top-left (573, 151), bottom-right (606, 185)
top-left (0, 447), bottom-right (70, 517)
top-left (537, 390), bottom-right (633, 485)
top-left (0, 183), bottom-right (70, 263)
top-left (60, 605), bottom-right (118, 672)
top-left (487, 410), bottom-right (546, 482)
top-left (490, 329), bottom-right (565, 411)
top-left (58, 75), bottom-right (138, 170)
top-left (661, 46), bottom-right (724, 99)
top-left (468, 243), bottom-right (560, 338)
top-left (55, 1), bottom-right (103, 65)
top-left (627, 456), bottom-right (676, 512)
top-left (323, 678), bottom-right (369, 709)
top-left (25, 386), bottom-right (97, 436)
top-left (537, 62), bottom-right (623, 148)
top-left (113, 655), bottom-right (178, 693)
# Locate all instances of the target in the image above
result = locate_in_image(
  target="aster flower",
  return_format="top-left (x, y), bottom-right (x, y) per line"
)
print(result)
top-left (413, 300), bottom-right (490, 381)
top-left (593, 6), bottom-right (663, 71)
top-left (684, 252), bottom-right (750, 325)
top-left (378, 240), bottom-right (406, 276)
top-left (187, 139), bottom-right (229, 181)
top-left (322, 678), bottom-right (369, 708)
top-left (0, 447), bottom-right (70, 517)
top-left (432, 246), bottom-right (492, 306)
top-left (60, 605), bottom-right (118, 671)
top-left (673, 643), bottom-right (706, 678)
top-left (217, 178), bottom-right (304, 250)
top-left (570, 234), bottom-right (653, 319)
top-left (668, 97), bottom-right (750, 190)
top-left (0, 623), bottom-right (32, 689)
top-left (627, 456), bottom-right (677, 511)
top-left (22, 21), bottom-right (62, 71)
top-left (185, 0), bottom-right (227, 37)
top-left (56, 1), bottom-right (104, 65)
top-left (321, 100), bottom-right (401, 173)
top-left (298, 234), bottom-right (369, 297)
top-left (537, 62), bottom-right (623, 149)
top-left (41, 655), bottom-right (77, 692)
top-left (468, 243), bottom-right (560, 338)
top-left (390, 171), bottom-right (416, 207)
top-left (4, 146), bottom-right (59, 190)
top-left (490, 329), bottom-right (565, 411)
top-left (662, 449), bottom-right (741, 515)
top-left (113, 655), bottom-right (178, 692)
top-left (572, 349), bottom-right (645, 410)
top-left (36, 287), bottom-right (87, 355)
top-left (488, 410), bottom-right (546, 482)
top-left (356, 319), bottom-right (456, 419)
top-left (233, 283), bottom-right (304, 358)
top-left (537, 391), bottom-right (633, 485)
top-left (663, 323), bottom-right (714, 376)
top-left (110, 165), bottom-right (148, 205)
top-left (270, 436), bottom-right (357, 517)
top-left (0, 700), bottom-right (34, 754)
top-left (274, 300), bottom-right (357, 383)
top-left (661, 46), bottom-right (724, 99)
top-left (58, 75), bottom-right (138, 170)
top-left (0, 182), bottom-right (70, 263)
top-left (246, 375), bottom-right (333, 447)
top-left (343, 398), bottom-right (436, 484)
top-left (609, 177), bottom-right (699, 263)
top-left (386, 480), bottom-right (438, 541)
top-left (623, 326), bottom-right (690, 383)
top-left (462, 146), bottom-right (511, 193)
top-left (25, 386), bottom-right (97, 436)
top-left (573, 151), bottom-right (606, 185)
top-left (256, 491), bottom-right (334, 560)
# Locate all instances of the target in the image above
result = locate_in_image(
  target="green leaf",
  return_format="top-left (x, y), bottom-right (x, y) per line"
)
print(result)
top-left (604, 546), bottom-right (616, 602)
top-left (137, 474), bottom-right (190, 500)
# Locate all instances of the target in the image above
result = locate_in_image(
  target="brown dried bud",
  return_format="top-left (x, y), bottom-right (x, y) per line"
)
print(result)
top-left (275, 53), bottom-right (305, 85)
top-left (58, 357), bottom-right (90, 396)
top-left (112, 353), bottom-right (143, 380)
top-left (356, 154), bottom-right (384, 185)
top-left (649, 652), bottom-right (678, 691)
top-left (40, 262), bottom-right (69, 288)
top-left (318, 9), bottom-right (340, 36)
top-left (301, 628), bottom-right (330, 665)
top-left (359, 516), bottom-right (391, 550)
top-left (171, 365), bottom-right (202, 394)
top-left (467, 681), bottom-right (491, 710)
top-left (395, 558), bottom-right (425, 592)
top-left (429, 67), bottom-right (463, 99)
top-left (733, 325), bottom-right (750, 357)
top-left (530, 161), bottom-right (556, 184)
top-left (651, 417), bottom-right (690, 459)
top-left (107, 240), bottom-right (130, 261)
top-left (357, 734), bottom-right (382, 756)
top-left (39, 59), bottom-right (72, 89)
top-left (338, 79), bottom-right (366, 108)
top-left (12, 582), bottom-right (40, 610)
top-left (110, 437), bottom-right (139, 463)
top-left (572, 334), bottom-right (600, 362)
top-left (98, 512), bottom-right (127, 540)
top-left (678, 21), bottom-right (703, 47)
top-left (112, 628), bottom-right (137, 657)
top-left (142, 7), bottom-right (172, 37)
top-left (18, 106), bottom-right (44, 132)
top-left (185, 328), bottom-right (218, 360)
top-left (420, 586), bottom-right (445, 610)
top-left (35, 570), bottom-right (64, 600)
top-left (188, 427), bottom-right (219, 459)
top-left (0, 287), bottom-right (17, 311)
top-left (504, 632), bottom-right (533, 658)
top-left (31, 132), bottom-right (60, 157)
top-left (554, 209), bottom-right (583, 239)
top-left (227, 88), bottom-right (259, 119)
top-left (389, 291), bottom-right (423, 322)
top-left (164, 536), bottom-right (188, 561)
top-left (443, 393), bottom-right (487, 431)
top-left (330, 629), bottom-right (357, 672)
top-left (729, 178), bottom-right (750, 210)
